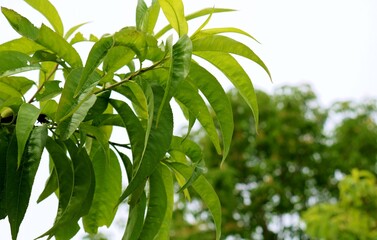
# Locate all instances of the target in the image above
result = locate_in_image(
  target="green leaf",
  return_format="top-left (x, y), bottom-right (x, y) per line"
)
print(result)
top-left (170, 136), bottom-right (202, 164)
top-left (37, 168), bottom-right (58, 203)
top-left (118, 86), bottom-right (173, 203)
top-left (188, 62), bottom-right (233, 162)
top-left (102, 46), bottom-right (134, 73)
top-left (195, 27), bottom-right (260, 43)
top-left (167, 162), bottom-right (222, 240)
top-left (155, 8), bottom-right (234, 38)
top-left (75, 36), bottom-right (114, 96)
top-left (31, 50), bottom-right (60, 64)
top-left (174, 80), bottom-right (221, 154)
top-left (36, 24), bottom-right (82, 68)
top-left (192, 34), bottom-right (271, 79)
top-left (85, 90), bottom-right (111, 121)
top-left (194, 51), bottom-right (259, 129)
top-left (83, 146), bottom-right (121, 233)
top-left (56, 68), bottom-right (99, 140)
top-left (0, 77), bottom-right (33, 96)
top-left (114, 27), bottom-right (148, 61)
top-left (122, 193), bottom-right (147, 240)
top-left (0, 51), bottom-right (39, 77)
top-left (139, 163), bottom-right (173, 239)
top-left (16, 103), bottom-right (41, 167)
top-left (0, 130), bottom-right (10, 220)
top-left (35, 80), bottom-right (62, 102)
top-left (157, 35), bottom-right (192, 124)
top-left (79, 123), bottom-right (110, 163)
top-left (144, 0), bottom-right (160, 34)
top-left (136, 0), bottom-right (160, 34)
top-left (1, 7), bottom-right (39, 39)
top-left (136, 0), bottom-right (148, 30)
top-left (0, 37), bottom-right (44, 54)
top-left (40, 138), bottom-right (95, 239)
top-left (158, 0), bottom-right (188, 37)
top-left (64, 22), bottom-right (89, 40)
top-left (24, 0), bottom-right (64, 36)
top-left (6, 125), bottom-right (47, 240)
top-left (110, 99), bottom-right (146, 171)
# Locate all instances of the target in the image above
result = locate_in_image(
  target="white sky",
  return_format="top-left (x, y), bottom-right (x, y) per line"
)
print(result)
top-left (0, 0), bottom-right (376, 239)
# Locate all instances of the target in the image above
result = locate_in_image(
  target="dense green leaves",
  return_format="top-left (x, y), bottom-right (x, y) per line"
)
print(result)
top-left (0, 1), bottom-right (267, 239)
top-left (6, 125), bottom-right (47, 240)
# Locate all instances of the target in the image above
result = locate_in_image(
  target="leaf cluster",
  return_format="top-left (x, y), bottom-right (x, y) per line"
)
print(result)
top-left (0, 0), bottom-right (269, 239)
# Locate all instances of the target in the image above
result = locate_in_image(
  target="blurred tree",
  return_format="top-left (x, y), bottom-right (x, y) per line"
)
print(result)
top-left (303, 169), bottom-right (377, 240)
top-left (171, 84), bottom-right (377, 239)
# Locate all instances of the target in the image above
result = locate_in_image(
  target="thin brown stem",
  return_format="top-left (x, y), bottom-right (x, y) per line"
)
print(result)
top-left (93, 57), bottom-right (168, 95)
top-left (28, 63), bottom-right (59, 103)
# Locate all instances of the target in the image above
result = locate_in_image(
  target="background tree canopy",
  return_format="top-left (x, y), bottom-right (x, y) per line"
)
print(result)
top-left (172, 84), bottom-right (377, 239)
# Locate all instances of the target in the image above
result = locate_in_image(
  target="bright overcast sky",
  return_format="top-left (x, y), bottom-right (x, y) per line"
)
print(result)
top-left (0, 0), bottom-right (376, 239)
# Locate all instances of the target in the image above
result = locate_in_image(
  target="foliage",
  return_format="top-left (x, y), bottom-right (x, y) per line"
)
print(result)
top-left (0, 0), bottom-right (270, 239)
top-left (303, 169), bottom-right (377, 240)
top-left (171, 85), bottom-right (377, 239)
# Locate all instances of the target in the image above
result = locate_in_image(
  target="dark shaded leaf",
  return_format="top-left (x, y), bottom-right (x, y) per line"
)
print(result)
top-left (6, 125), bottom-right (47, 240)
top-left (117, 86), bottom-right (173, 203)
top-left (139, 163), bottom-right (173, 239)
top-left (83, 145), bottom-right (121, 233)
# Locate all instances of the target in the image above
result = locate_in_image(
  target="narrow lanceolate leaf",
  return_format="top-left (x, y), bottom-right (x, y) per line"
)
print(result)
top-left (192, 34), bottom-right (271, 79)
top-left (144, 0), bottom-right (160, 34)
top-left (136, 0), bottom-right (148, 30)
top-left (6, 125), bottom-right (47, 240)
top-left (56, 68), bottom-right (99, 140)
top-left (40, 138), bottom-right (95, 239)
top-left (110, 99), bottom-right (146, 171)
top-left (155, 8), bottom-right (234, 39)
top-left (64, 22), bottom-right (89, 40)
top-left (40, 138), bottom-right (73, 238)
top-left (1, 8), bottom-right (39, 40)
top-left (118, 86), bottom-right (173, 203)
top-left (36, 24), bottom-right (82, 68)
top-left (196, 27), bottom-right (260, 43)
top-left (16, 103), bottom-right (41, 167)
top-left (194, 51), bottom-right (259, 128)
top-left (75, 36), bottom-right (114, 96)
top-left (158, 0), bottom-right (188, 37)
top-left (122, 193), bottom-right (147, 240)
top-left (24, 0), bottom-right (64, 35)
top-left (167, 162), bottom-right (222, 240)
top-left (83, 146), bottom-right (121, 233)
top-left (188, 62), bottom-right (233, 162)
top-left (157, 35), bottom-right (192, 123)
top-left (174, 80), bottom-right (221, 154)
top-left (0, 37), bottom-right (44, 54)
top-left (136, 0), bottom-right (160, 34)
top-left (0, 51), bottom-right (39, 77)
top-left (139, 164), bottom-right (173, 240)
top-left (0, 130), bottom-right (10, 220)
top-left (37, 168), bottom-right (58, 203)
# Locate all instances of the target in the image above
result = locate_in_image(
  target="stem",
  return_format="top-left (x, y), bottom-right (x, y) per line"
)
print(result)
top-left (93, 57), bottom-right (168, 95)
top-left (28, 64), bottom-right (59, 103)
